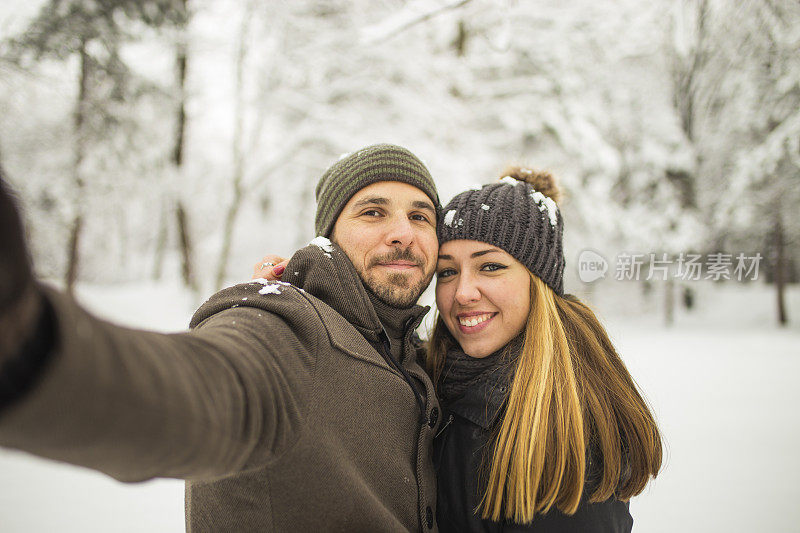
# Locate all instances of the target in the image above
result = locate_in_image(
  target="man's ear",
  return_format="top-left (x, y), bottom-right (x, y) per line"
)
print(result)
top-left (328, 225), bottom-right (339, 248)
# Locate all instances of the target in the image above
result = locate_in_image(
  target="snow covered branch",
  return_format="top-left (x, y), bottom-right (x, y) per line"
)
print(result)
top-left (359, 0), bottom-right (474, 45)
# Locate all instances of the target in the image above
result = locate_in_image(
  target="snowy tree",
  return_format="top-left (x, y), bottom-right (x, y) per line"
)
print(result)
top-left (721, 1), bottom-right (800, 326)
top-left (1, 0), bottom-right (792, 325)
top-left (2, 0), bottom-right (185, 292)
top-left (150, 0), bottom-right (201, 292)
top-left (679, 0), bottom-right (800, 325)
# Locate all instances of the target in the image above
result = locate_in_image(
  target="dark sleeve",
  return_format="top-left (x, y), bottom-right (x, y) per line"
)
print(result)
top-left (0, 285), bottom-right (319, 483)
top-left (0, 293), bottom-right (57, 413)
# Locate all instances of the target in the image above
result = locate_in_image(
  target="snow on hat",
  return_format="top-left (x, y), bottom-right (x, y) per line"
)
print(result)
top-left (437, 167), bottom-right (566, 295)
top-left (314, 144), bottom-right (440, 238)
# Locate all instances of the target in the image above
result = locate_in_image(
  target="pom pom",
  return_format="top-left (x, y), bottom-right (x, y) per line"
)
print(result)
top-left (499, 166), bottom-right (562, 204)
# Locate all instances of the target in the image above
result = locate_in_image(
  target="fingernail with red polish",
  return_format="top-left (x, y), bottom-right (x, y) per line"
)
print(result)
top-left (273, 265), bottom-right (285, 276)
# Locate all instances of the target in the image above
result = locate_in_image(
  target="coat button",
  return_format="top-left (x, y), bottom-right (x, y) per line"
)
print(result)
top-left (425, 506), bottom-right (434, 529)
top-left (428, 407), bottom-right (439, 428)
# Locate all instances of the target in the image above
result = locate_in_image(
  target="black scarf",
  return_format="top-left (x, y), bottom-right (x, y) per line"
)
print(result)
top-left (438, 333), bottom-right (524, 405)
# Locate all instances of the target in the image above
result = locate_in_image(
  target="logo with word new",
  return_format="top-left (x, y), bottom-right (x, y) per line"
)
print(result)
top-left (578, 250), bottom-right (608, 283)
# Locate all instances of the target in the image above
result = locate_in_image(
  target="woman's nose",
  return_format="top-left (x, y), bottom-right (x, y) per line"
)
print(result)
top-left (454, 274), bottom-right (480, 305)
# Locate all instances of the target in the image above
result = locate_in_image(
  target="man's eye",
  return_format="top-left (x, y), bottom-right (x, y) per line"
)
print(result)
top-left (482, 263), bottom-right (507, 272)
top-left (410, 213), bottom-right (430, 223)
top-left (362, 209), bottom-right (382, 217)
top-left (437, 268), bottom-right (456, 278)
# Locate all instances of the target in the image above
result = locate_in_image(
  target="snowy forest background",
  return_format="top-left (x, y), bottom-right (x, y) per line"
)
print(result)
top-left (0, 0), bottom-right (799, 532)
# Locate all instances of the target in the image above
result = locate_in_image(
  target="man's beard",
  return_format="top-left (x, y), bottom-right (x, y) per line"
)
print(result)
top-left (360, 248), bottom-right (434, 308)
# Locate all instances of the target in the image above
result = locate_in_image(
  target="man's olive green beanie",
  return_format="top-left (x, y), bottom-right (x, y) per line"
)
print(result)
top-left (314, 144), bottom-right (440, 237)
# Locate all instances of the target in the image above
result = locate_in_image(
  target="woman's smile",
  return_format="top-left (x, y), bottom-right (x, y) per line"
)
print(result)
top-left (456, 311), bottom-right (497, 332)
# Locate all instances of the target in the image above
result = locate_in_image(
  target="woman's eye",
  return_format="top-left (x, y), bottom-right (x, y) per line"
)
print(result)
top-left (482, 263), bottom-right (507, 272)
top-left (362, 209), bottom-right (382, 217)
top-left (437, 268), bottom-right (456, 278)
top-left (410, 213), bottom-right (429, 222)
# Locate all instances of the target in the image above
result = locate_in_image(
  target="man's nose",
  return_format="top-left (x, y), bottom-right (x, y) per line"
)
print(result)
top-left (384, 215), bottom-right (414, 247)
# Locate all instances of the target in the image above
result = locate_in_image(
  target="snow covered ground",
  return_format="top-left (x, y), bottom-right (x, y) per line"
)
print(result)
top-left (0, 280), bottom-right (798, 532)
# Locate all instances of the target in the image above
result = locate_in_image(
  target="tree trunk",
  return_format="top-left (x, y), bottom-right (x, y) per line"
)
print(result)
top-left (171, 0), bottom-right (197, 291)
top-left (214, 2), bottom-right (253, 290)
top-left (152, 202), bottom-right (168, 280)
top-left (176, 201), bottom-right (197, 291)
top-left (453, 20), bottom-right (467, 56)
top-left (66, 39), bottom-right (90, 294)
top-left (214, 184), bottom-right (242, 290)
top-left (65, 214), bottom-right (83, 291)
top-left (173, 40), bottom-right (187, 168)
top-left (664, 275), bottom-right (675, 327)
top-left (774, 214), bottom-right (788, 326)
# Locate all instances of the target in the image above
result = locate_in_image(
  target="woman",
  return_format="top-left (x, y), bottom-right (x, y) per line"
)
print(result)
top-left (429, 167), bottom-right (662, 532)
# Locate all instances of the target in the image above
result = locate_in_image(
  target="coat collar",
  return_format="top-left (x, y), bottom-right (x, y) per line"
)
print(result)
top-left (282, 240), bottom-right (429, 361)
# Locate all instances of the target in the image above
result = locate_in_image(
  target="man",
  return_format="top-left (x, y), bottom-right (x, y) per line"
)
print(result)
top-left (0, 144), bottom-right (442, 532)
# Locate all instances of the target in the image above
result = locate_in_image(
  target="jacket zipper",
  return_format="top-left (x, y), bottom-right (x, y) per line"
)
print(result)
top-left (434, 413), bottom-right (454, 439)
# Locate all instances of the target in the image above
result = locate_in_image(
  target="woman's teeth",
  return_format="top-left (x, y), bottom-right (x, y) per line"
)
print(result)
top-left (459, 314), bottom-right (493, 327)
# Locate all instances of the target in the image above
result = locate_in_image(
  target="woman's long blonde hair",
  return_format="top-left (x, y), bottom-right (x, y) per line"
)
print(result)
top-left (427, 273), bottom-right (662, 523)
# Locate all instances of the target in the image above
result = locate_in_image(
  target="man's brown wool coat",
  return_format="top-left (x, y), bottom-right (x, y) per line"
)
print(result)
top-left (0, 243), bottom-right (441, 532)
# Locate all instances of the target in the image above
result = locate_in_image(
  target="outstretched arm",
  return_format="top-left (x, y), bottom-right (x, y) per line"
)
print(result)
top-left (0, 177), bottom-right (316, 483)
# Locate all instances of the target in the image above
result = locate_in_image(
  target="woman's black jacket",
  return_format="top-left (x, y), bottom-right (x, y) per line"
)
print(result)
top-left (433, 369), bottom-right (634, 532)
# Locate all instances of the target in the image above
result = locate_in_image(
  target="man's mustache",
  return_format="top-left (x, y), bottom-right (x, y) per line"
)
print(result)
top-left (369, 248), bottom-right (424, 268)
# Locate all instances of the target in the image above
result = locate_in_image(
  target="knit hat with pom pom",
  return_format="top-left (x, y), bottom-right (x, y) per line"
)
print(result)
top-left (437, 167), bottom-right (565, 295)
